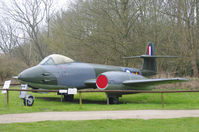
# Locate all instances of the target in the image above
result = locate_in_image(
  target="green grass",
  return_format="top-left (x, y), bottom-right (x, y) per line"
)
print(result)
top-left (1, 86), bottom-right (199, 114)
top-left (0, 117), bottom-right (199, 132)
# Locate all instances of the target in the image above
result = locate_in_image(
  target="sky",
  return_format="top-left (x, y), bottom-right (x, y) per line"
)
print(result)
top-left (51, 0), bottom-right (70, 11)
top-left (0, 0), bottom-right (71, 54)
top-left (0, 0), bottom-right (70, 12)
top-left (0, 0), bottom-right (71, 22)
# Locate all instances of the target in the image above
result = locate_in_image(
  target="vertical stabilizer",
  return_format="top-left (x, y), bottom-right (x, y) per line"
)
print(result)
top-left (123, 42), bottom-right (178, 77)
top-left (145, 42), bottom-right (155, 56)
top-left (141, 42), bottom-right (157, 76)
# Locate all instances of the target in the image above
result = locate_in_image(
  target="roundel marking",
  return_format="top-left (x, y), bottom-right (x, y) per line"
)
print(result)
top-left (96, 75), bottom-right (108, 89)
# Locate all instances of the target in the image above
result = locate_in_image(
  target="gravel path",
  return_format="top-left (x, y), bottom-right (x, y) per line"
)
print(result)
top-left (0, 110), bottom-right (199, 124)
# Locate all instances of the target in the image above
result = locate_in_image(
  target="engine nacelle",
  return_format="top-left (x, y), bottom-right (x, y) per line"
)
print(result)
top-left (96, 71), bottom-right (144, 90)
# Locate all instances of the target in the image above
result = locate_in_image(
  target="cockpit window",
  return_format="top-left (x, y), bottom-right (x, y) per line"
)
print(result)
top-left (44, 58), bottom-right (55, 65)
top-left (39, 57), bottom-right (50, 65)
top-left (39, 54), bottom-right (74, 65)
top-left (39, 57), bottom-right (55, 65)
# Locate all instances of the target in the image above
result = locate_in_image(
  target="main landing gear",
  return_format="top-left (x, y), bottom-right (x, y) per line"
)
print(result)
top-left (107, 96), bottom-right (119, 104)
top-left (106, 92), bottom-right (120, 104)
top-left (64, 94), bottom-right (74, 101)
top-left (57, 92), bottom-right (74, 101)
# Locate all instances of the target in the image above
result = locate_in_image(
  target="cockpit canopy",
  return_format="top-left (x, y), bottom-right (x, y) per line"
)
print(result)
top-left (39, 54), bottom-right (74, 65)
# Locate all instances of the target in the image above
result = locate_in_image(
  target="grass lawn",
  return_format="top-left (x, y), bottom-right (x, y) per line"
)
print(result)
top-left (0, 117), bottom-right (199, 132)
top-left (0, 86), bottom-right (199, 114)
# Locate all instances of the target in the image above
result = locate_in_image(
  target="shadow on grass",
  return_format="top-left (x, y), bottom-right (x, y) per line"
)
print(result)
top-left (34, 92), bottom-right (187, 105)
top-left (35, 96), bottom-right (171, 105)
top-left (121, 98), bottom-right (184, 105)
top-left (36, 96), bottom-right (107, 104)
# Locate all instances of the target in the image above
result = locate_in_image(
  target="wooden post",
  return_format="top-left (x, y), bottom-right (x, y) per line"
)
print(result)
top-left (79, 92), bottom-right (82, 108)
top-left (61, 94), bottom-right (63, 102)
top-left (106, 94), bottom-right (109, 105)
top-left (4, 93), bottom-right (6, 107)
top-left (6, 89), bottom-right (9, 106)
top-left (161, 92), bottom-right (164, 108)
top-left (107, 97), bottom-right (109, 105)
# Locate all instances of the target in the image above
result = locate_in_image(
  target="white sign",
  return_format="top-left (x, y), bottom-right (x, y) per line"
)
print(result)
top-left (68, 88), bottom-right (77, 95)
top-left (59, 90), bottom-right (68, 94)
top-left (19, 84), bottom-right (28, 98)
top-left (2, 80), bottom-right (11, 94)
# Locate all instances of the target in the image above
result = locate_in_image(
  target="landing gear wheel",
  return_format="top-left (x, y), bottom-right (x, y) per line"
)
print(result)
top-left (108, 97), bottom-right (119, 104)
top-left (23, 95), bottom-right (34, 106)
top-left (64, 94), bottom-right (74, 101)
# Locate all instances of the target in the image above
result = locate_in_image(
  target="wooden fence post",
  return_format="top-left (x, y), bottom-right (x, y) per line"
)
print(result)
top-left (6, 89), bottom-right (9, 106)
top-left (161, 92), bottom-right (164, 108)
top-left (79, 92), bottom-right (82, 108)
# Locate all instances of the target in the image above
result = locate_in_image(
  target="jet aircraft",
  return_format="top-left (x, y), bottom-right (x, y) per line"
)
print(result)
top-left (18, 42), bottom-right (187, 106)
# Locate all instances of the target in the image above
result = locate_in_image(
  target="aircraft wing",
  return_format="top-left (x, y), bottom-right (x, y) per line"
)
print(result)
top-left (84, 79), bottom-right (97, 88)
top-left (123, 78), bottom-right (187, 87)
top-left (84, 77), bottom-right (187, 89)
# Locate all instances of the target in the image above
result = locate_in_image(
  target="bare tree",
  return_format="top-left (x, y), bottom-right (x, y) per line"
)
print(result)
top-left (2, 0), bottom-right (46, 59)
top-left (42, 0), bottom-right (54, 38)
top-left (0, 0), bottom-right (196, 77)
top-left (0, 21), bottom-right (18, 54)
top-left (160, 0), bottom-right (199, 77)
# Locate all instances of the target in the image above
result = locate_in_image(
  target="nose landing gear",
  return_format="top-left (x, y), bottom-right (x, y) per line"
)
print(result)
top-left (23, 95), bottom-right (34, 106)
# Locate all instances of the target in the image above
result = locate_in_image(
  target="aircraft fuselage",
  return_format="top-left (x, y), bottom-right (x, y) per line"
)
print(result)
top-left (18, 62), bottom-right (141, 90)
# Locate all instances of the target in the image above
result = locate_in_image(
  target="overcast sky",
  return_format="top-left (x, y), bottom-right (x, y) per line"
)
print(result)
top-left (53, 0), bottom-right (70, 11)
top-left (0, 0), bottom-right (70, 54)
top-left (0, 0), bottom-right (70, 12)
top-left (0, 0), bottom-right (71, 25)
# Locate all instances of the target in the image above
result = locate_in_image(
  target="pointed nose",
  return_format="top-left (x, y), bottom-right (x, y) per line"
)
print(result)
top-left (18, 66), bottom-right (45, 83)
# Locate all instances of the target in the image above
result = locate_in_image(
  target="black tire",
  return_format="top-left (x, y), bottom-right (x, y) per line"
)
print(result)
top-left (108, 97), bottom-right (119, 104)
top-left (23, 95), bottom-right (34, 106)
top-left (64, 94), bottom-right (74, 101)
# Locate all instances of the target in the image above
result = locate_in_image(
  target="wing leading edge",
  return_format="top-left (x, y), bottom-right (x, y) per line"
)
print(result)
top-left (123, 78), bottom-right (188, 87)
top-left (84, 78), bottom-right (187, 89)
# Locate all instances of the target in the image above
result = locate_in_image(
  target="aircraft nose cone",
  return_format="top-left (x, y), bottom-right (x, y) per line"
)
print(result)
top-left (18, 74), bottom-right (23, 80)
top-left (18, 72), bottom-right (28, 81)
top-left (18, 66), bottom-right (45, 83)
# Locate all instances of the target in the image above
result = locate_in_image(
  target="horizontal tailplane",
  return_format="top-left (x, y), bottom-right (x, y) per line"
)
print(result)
top-left (123, 42), bottom-right (179, 76)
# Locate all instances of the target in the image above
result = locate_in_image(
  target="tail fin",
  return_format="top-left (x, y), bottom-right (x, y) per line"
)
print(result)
top-left (142, 42), bottom-right (157, 76)
top-left (145, 42), bottom-right (155, 56)
top-left (123, 42), bottom-right (178, 76)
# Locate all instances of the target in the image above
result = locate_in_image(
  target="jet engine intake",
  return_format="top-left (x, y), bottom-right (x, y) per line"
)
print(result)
top-left (96, 71), bottom-right (144, 90)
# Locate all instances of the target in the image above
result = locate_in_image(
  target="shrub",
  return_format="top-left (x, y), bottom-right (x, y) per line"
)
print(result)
top-left (0, 54), bottom-right (27, 83)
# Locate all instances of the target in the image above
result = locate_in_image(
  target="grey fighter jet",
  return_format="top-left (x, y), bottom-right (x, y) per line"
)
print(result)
top-left (18, 42), bottom-right (187, 105)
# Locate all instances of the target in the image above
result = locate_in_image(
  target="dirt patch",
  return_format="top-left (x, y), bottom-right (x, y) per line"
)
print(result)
top-left (1, 110), bottom-right (199, 124)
